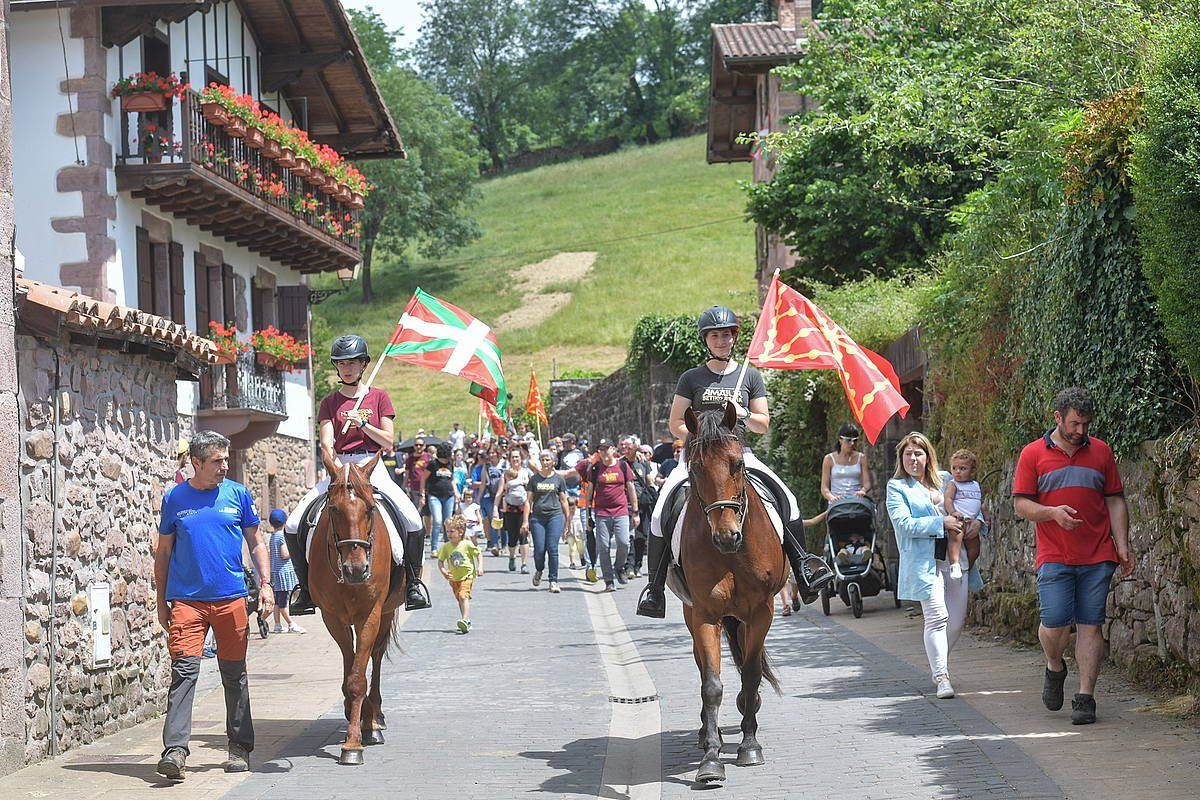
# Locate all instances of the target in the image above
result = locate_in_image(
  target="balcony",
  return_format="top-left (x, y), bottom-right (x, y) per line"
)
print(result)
top-left (115, 90), bottom-right (361, 273)
top-left (197, 351), bottom-right (288, 448)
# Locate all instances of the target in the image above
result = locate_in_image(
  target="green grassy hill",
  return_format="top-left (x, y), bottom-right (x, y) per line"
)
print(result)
top-left (313, 134), bottom-right (758, 436)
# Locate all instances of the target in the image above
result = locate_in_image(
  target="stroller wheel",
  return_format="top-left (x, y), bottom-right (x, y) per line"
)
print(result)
top-left (820, 585), bottom-right (831, 617)
top-left (258, 616), bottom-right (269, 639)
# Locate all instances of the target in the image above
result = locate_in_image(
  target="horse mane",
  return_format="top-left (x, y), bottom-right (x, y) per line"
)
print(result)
top-left (688, 408), bottom-right (743, 464)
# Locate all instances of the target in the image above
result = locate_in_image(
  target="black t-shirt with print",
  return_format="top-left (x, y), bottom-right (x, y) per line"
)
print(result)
top-left (528, 472), bottom-right (568, 516)
top-left (675, 363), bottom-right (767, 434)
top-left (426, 460), bottom-right (457, 498)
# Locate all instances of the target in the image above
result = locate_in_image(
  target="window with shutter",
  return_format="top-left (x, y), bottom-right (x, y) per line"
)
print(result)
top-left (136, 227), bottom-right (153, 312)
top-left (169, 243), bottom-right (185, 324)
top-left (194, 251), bottom-right (210, 335)
top-left (277, 286), bottom-right (309, 343)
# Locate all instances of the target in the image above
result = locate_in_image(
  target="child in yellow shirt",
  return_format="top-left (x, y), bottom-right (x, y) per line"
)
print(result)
top-left (436, 515), bottom-right (483, 633)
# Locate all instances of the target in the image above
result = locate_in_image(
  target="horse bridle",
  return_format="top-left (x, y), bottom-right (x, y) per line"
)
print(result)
top-left (325, 463), bottom-right (379, 584)
top-left (687, 440), bottom-right (749, 532)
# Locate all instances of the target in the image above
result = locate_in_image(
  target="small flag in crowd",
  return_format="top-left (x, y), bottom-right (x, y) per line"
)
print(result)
top-left (525, 370), bottom-right (548, 426)
top-left (747, 272), bottom-right (909, 444)
top-left (382, 288), bottom-right (507, 415)
top-left (480, 398), bottom-right (506, 436)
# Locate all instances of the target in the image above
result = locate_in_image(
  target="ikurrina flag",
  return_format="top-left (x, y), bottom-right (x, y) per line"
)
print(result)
top-left (748, 272), bottom-right (909, 444)
top-left (525, 370), bottom-right (548, 426)
top-left (383, 288), bottom-right (508, 416)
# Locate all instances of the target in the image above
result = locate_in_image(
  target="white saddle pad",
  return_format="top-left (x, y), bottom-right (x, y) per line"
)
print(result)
top-left (670, 488), bottom-right (784, 563)
top-left (306, 505), bottom-right (404, 566)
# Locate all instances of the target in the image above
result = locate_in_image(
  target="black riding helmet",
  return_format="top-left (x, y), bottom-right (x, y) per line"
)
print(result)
top-left (330, 334), bottom-right (371, 362)
top-left (697, 306), bottom-right (739, 362)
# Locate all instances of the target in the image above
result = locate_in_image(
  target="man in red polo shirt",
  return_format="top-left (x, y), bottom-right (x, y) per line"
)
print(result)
top-left (1013, 387), bottom-right (1132, 726)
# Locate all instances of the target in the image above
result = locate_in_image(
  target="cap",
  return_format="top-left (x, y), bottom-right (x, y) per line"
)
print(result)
top-left (177, 439), bottom-right (190, 456)
top-left (638, 444), bottom-right (653, 455)
top-left (268, 509), bottom-right (288, 527)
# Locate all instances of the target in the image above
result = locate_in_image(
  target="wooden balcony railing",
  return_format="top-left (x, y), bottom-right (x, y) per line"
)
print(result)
top-left (115, 90), bottom-right (362, 273)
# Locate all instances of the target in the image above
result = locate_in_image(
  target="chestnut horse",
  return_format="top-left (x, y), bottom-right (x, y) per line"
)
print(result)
top-left (680, 403), bottom-right (785, 785)
top-left (310, 449), bottom-right (405, 766)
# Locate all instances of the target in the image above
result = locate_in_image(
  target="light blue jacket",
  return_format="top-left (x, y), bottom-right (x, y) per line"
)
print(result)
top-left (886, 471), bottom-right (985, 601)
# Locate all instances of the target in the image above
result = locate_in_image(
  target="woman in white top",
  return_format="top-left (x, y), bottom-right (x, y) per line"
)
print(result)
top-left (821, 422), bottom-right (873, 502)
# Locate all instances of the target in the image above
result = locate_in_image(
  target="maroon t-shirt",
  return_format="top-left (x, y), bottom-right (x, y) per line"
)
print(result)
top-left (317, 388), bottom-right (395, 454)
top-left (582, 459), bottom-right (634, 517)
top-left (405, 452), bottom-right (431, 492)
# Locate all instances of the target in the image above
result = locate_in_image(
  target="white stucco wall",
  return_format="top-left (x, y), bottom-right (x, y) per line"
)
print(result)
top-left (11, 9), bottom-right (90, 284)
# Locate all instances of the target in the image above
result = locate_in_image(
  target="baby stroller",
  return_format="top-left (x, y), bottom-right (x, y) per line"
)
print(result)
top-left (819, 496), bottom-right (900, 618)
top-left (243, 567), bottom-right (271, 640)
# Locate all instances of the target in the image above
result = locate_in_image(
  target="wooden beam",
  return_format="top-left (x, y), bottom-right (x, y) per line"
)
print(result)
top-left (261, 49), bottom-right (352, 92)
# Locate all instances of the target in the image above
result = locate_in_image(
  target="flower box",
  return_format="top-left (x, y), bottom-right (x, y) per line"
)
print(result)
top-left (349, 192), bottom-right (365, 210)
top-left (226, 117), bottom-right (247, 139)
top-left (255, 351), bottom-right (287, 370)
top-left (276, 147), bottom-right (297, 169)
top-left (213, 349), bottom-right (238, 366)
top-left (121, 91), bottom-right (167, 114)
top-left (200, 101), bottom-right (229, 127)
top-left (243, 127), bottom-right (265, 150)
top-left (336, 185), bottom-right (353, 204)
top-left (261, 138), bottom-right (281, 159)
top-left (292, 157), bottom-right (311, 178)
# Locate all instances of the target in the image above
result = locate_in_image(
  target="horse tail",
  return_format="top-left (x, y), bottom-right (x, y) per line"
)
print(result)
top-left (384, 610), bottom-right (405, 661)
top-left (721, 616), bottom-right (782, 696)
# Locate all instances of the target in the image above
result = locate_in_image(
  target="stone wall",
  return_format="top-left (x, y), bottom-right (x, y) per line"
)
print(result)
top-left (965, 432), bottom-right (1200, 692)
top-left (0, 1), bottom-right (24, 775)
top-left (238, 432), bottom-right (313, 519)
top-left (550, 364), bottom-right (682, 444)
top-left (549, 378), bottom-right (599, 422)
top-left (17, 335), bottom-right (178, 763)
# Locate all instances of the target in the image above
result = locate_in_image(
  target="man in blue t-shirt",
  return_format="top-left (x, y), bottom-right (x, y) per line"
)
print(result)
top-left (154, 431), bottom-right (272, 780)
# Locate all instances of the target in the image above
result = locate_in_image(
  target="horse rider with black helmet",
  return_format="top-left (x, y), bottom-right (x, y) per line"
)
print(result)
top-left (636, 306), bottom-right (835, 618)
top-left (284, 334), bottom-right (432, 613)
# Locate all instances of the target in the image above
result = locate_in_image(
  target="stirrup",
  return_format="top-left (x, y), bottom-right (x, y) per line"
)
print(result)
top-left (636, 585), bottom-right (666, 619)
top-left (290, 587), bottom-right (317, 616)
top-left (405, 579), bottom-right (431, 611)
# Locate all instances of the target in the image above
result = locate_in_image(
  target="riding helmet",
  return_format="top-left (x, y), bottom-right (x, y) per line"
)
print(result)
top-left (330, 334), bottom-right (371, 362)
top-left (697, 306), bottom-right (739, 337)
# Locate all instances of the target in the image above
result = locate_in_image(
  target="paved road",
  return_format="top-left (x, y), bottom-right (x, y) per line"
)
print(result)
top-left (222, 559), bottom-right (1064, 800)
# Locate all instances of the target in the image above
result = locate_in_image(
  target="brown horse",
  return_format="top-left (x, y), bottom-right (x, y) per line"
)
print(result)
top-left (310, 449), bottom-right (405, 766)
top-left (680, 402), bottom-right (785, 785)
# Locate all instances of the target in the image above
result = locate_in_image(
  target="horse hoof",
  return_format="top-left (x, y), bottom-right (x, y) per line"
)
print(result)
top-left (339, 748), bottom-right (364, 766)
top-left (375, 713), bottom-right (387, 730)
top-left (736, 746), bottom-right (764, 767)
top-left (362, 729), bottom-right (385, 746)
top-left (696, 759), bottom-right (726, 784)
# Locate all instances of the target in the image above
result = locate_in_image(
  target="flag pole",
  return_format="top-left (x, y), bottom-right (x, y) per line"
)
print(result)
top-left (535, 417), bottom-right (542, 446)
top-left (340, 320), bottom-right (400, 435)
top-left (732, 269), bottom-right (777, 400)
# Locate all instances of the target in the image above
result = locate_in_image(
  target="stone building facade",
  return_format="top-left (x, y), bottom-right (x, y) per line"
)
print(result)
top-left (239, 432), bottom-right (314, 518)
top-left (550, 364), bottom-right (682, 444)
top-left (17, 335), bottom-right (181, 761)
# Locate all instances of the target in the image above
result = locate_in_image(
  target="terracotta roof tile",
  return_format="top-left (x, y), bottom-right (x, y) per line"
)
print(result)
top-left (712, 22), bottom-right (802, 64)
top-left (16, 277), bottom-right (219, 375)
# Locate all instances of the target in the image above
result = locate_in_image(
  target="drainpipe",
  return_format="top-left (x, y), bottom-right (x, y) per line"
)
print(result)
top-left (47, 347), bottom-right (61, 756)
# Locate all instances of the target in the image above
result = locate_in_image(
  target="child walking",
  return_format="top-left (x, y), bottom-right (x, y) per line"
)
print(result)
top-left (267, 509), bottom-right (304, 634)
top-left (460, 486), bottom-right (483, 545)
top-left (944, 449), bottom-right (984, 580)
top-left (436, 515), bottom-right (483, 633)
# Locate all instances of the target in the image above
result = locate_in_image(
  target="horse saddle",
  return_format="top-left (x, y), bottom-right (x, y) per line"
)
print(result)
top-left (662, 472), bottom-right (787, 607)
top-left (299, 489), bottom-right (407, 566)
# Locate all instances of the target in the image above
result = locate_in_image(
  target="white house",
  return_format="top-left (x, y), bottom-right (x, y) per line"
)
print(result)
top-left (3, 0), bottom-right (402, 768)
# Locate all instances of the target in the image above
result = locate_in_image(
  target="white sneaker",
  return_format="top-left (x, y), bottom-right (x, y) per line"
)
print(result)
top-left (272, 625), bottom-right (284, 634)
top-left (287, 623), bottom-right (306, 634)
top-left (548, 582), bottom-right (560, 593)
top-left (533, 569), bottom-right (543, 587)
top-left (935, 676), bottom-right (955, 699)
top-left (949, 563), bottom-right (963, 581)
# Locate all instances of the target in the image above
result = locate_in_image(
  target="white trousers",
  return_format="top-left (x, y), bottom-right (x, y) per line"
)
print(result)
top-left (650, 450), bottom-right (798, 537)
top-left (920, 560), bottom-right (969, 682)
top-left (284, 453), bottom-right (422, 537)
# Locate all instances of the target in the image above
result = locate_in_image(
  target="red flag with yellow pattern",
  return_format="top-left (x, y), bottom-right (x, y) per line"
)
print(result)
top-left (747, 272), bottom-right (909, 444)
top-left (480, 398), bottom-right (506, 436)
top-left (525, 370), bottom-right (549, 426)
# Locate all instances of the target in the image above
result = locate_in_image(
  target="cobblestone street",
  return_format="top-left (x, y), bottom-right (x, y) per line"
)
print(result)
top-left (3, 553), bottom-right (1199, 799)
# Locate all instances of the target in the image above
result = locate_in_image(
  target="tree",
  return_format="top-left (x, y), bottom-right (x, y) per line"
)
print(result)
top-left (417, 0), bottom-right (528, 170)
top-left (349, 9), bottom-right (483, 302)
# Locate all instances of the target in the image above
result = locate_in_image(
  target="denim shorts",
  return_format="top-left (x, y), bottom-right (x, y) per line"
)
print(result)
top-left (1036, 561), bottom-right (1117, 628)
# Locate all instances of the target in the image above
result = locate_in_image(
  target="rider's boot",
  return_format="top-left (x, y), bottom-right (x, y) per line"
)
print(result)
top-left (783, 519), bottom-right (834, 604)
top-left (636, 534), bottom-right (669, 618)
top-left (402, 529), bottom-right (432, 611)
top-left (284, 532), bottom-right (317, 615)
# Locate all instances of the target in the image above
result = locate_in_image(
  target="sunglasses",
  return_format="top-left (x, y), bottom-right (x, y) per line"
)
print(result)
top-left (840, 436), bottom-right (858, 442)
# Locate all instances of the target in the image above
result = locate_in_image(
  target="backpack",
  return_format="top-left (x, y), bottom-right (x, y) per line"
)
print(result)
top-left (630, 461), bottom-right (658, 511)
top-left (486, 466), bottom-right (503, 499)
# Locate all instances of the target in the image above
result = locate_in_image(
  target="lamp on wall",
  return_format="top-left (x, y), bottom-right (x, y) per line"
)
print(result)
top-left (307, 267), bottom-right (356, 305)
